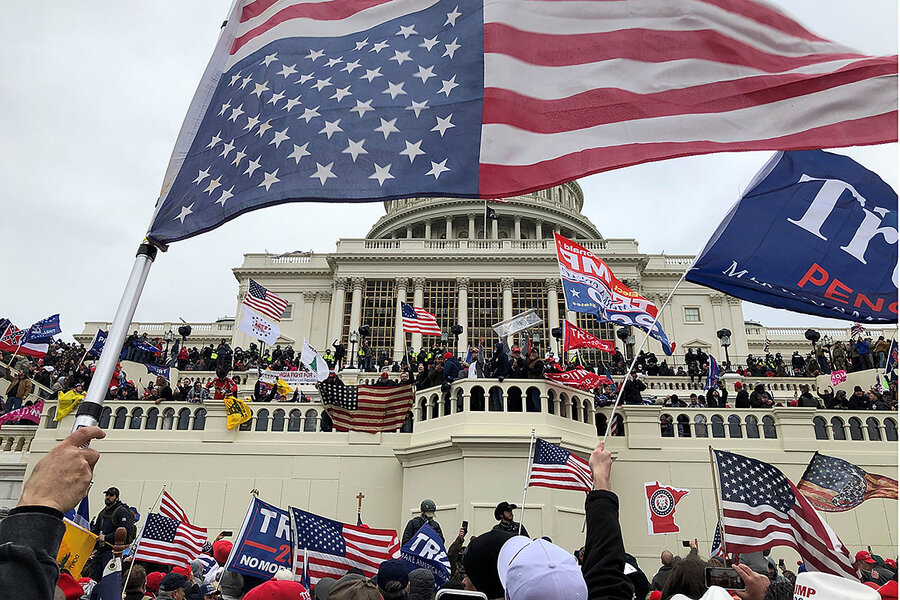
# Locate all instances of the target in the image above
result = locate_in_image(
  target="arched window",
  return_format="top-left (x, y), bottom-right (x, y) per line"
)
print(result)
top-left (419, 398), bottom-right (428, 421)
top-left (582, 400), bottom-right (592, 424)
top-left (848, 417), bottom-right (864, 441)
top-left (145, 407), bottom-right (159, 430)
top-left (547, 390), bottom-right (555, 415)
top-left (694, 415), bottom-right (708, 438)
top-left (527, 387), bottom-right (543, 414)
top-left (866, 417), bottom-right (881, 441)
top-left (831, 417), bottom-right (846, 440)
top-left (508, 387), bottom-right (523, 412)
top-left (176, 408), bottom-right (191, 430)
top-left (596, 414), bottom-right (607, 437)
top-left (611, 413), bottom-right (625, 436)
top-left (255, 409), bottom-right (270, 432)
top-left (162, 408), bottom-right (175, 431)
top-left (304, 409), bottom-right (318, 432)
top-left (113, 407), bottom-right (128, 429)
top-left (727, 415), bottom-right (743, 438)
top-left (677, 414), bottom-right (691, 438)
top-left (711, 415), bottom-right (725, 438)
top-left (885, 418), bottom-right (898, 441)
top-left (271, 409), bottom-right (286, 432)
top-left (813, 416), bottom-right (828, 440)
top-left (745, 415), bottom-right (760, 439)
top-left (560, 394), bottom-right (569, 418)
top-left (288, 409), bottom-right (302, 432)
top-left (489, 386), bottom-right (504, 412)
top-left (400, 411), bottom-right (414, 433)
top-left (46, 407), bottom-right (58, 429)
top-left (432, 394), bottom-right (441, 419)
top-left (571, 398), bottom-right (579, 421)
top-left (130, 408), bottom-right (144, 430)
top-left (456, 388), bottom-right (464, 413)
top-left (471, 386), bottom-right (485, 412)
top-left (762, 416), bottom-right (777, 439)
top-left (660, 414), bottom-right (674, 437)
top-left (193, 408), bottom-right (207, 430)
top-left (99, 407), bottom-right (112, 429)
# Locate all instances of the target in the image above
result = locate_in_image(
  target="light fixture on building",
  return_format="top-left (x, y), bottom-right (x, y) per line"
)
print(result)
top-left (163, 330), bottom-right (174, 357)
top-left (716, 328), bottom-right (732, 370)
top-left (805, 328), bottom-right (820, 354)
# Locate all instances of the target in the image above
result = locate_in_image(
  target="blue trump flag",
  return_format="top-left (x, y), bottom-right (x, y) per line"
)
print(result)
top-left (704, 356), bottom-right (720, 390)
top-left (146, 364), bottom-right (171, 379)
top-left (26, 314), bottom-right (61, 341)
top-left (226, 496), bottom-right (293, 580)
top-left (400, 522), bottom-right (450, 590)
top-left (687, 150), bottom-right (897, 323)
top-left (87, 329), bottom-right (108, 359)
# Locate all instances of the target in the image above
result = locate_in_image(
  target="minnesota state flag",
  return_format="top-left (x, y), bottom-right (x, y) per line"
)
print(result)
top-left (57, 518), bottom-right (97, 578)
top-left (56, 390), bottom-right (85, 421)
top-left (224, 397), bottom-right (252, 430)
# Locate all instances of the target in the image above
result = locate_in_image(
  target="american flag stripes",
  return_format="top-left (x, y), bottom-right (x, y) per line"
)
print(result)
top-left (712, 449), bottom-right (856, 579)
top-left (797, 452), bottom-right (898, 513)
top-left (400, 302), bottom-right (442, 335)
top-left (147, 0), bottom-right (897, 245)
top-left (289, 506), bottom-right (399, 584)
top-left (529, 438), bottom-right (593, 493)
top-left (710, 521), bottom-right (725, 559)
top-left (134, 492), bottom-right (207, 567)
top-left (244, 279), bottom-right (289, 322)
top-left (319, 382), bottom-right (414, 432)
top-left (764, 336), bottom-right (771, 353)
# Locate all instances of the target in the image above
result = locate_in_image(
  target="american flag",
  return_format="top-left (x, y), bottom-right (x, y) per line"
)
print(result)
top-left (319, 382), bottom-right (414, 432)
top-left (797, 452), bottom-right (898, 513)
top-left (146, 0), bottom-right (897, 245)
top-left (134, 492), bottom-right (207, 567)
top-left (850, 323), bottom-right (867, 339)
top-left (243, 279), bottom-right (289, 322)
top-left (710, 521), bottom-right (725, 559)
top-left (704, 356), bottom-right (720, 390)
top-left (712, 449), bottom-right (856, 578)
top-left (401, 302), bottom-right (442, 335)
top-left (288, 506), bottom-right (399, 584)
top-left (529, 438), bottom-right (592, 493)
top-left (764, 336), bottom-right (771, 353)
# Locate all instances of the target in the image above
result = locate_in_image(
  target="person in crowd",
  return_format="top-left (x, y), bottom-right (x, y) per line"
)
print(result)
top-left (187, 381), bottom-right (209, 403)
top-left (157, 573), bottom-right (189, 600)
top-left (207, 368), bottom-right (238, 400)
top-left (850, 386), bottom-right (871, 411)
top-left (447, 528), bottom-right (469, 583)
top-left (749, 382), bottom-right (774, 408)
top-left (817, 385), bottom-right (836, 409)
top-left (659, 552), bottom-right (708, 599)
top-left (706, 382), bottom-right (727, 409)
top-left (442, 352), bottom-right (461, 383)
top-left (91, 485), bottom-right (135, 580)
top-left (622, 371), bottom-right (646, 405)
top-left (5, 370), bottom-right (33, 413)
top-left (376, 559), bottom-right (410, 600)
top-left (402, 499), bottom-right (444, 545)
top-left (651, 541), bottom-right (698, 592)
top-left (493, 501), bottom-right (528, 537)
top-left (408, 567), bottom-right (435, 600)
top-left (124, 564), bottom-right (149, 600)
top-left (855, 550), bottom-right (895, 585)
top-left (152, 375), bottom-right (174, 405)
top-left (797, 384), bottom-right (822, 408)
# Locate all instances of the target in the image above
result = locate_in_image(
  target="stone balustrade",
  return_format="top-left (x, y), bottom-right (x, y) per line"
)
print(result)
top-left (0, 426), bottom-right (37, 454)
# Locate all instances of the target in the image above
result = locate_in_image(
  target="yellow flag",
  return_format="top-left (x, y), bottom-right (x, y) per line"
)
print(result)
top-left (56, 390), bottom-right (85, 421)
top-left (57, 519), bottom-right (98, 579)
top-left (275, 378), bottom-right (293, 396)
top-left (223, 397), bottom-right (253, 430)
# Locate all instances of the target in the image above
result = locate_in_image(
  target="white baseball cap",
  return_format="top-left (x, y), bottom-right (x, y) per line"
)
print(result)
top-left (794, 572), bottom-right (880, 600)
top-left (496, 536), bottom-right (588, 600)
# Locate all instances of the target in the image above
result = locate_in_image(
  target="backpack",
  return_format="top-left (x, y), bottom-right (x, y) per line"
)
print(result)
top-left (117, 504), bottom-right (137, 544)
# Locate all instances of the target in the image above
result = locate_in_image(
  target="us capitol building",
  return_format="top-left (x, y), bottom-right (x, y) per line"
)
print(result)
top-left (6, 183), bottom-right (895, 575)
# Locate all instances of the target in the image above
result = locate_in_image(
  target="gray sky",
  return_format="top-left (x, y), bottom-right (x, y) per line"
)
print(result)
top-left (1, 1), bottom-right (896, 340)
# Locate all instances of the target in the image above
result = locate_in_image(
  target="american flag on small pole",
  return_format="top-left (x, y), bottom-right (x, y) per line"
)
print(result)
top-left (133, 491), bottom-right (207, 567)
top-left (764, 336), bottom-right (771, 353)
top-left (710, 521), bottom-right (725, 559)
top-left (400, 302), bottom-right (442, 336)
top-left (529, 438), bottom-right (593, 493)
top-left (243, 279), bottom-right (289, 322)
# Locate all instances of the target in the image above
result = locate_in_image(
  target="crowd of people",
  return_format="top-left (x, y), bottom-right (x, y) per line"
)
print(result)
top-left (1, 429), bottom-right (897, 600)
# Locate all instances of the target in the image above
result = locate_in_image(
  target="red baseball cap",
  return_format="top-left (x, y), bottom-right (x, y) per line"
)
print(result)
top-left (856, 550), bottom-right (877, 564)
top-left (243, 580), bottom-right (311, 600)
top-left (146, 571), bottom-right (165, 593)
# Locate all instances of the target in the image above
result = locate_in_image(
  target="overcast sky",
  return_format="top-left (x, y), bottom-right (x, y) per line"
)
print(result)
top-left (1, 1), bottom-right (896, 341)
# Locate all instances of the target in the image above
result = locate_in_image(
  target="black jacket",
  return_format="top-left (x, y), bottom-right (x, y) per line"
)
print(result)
top-left (582, 491), bottom-right (634, 600)
top-left (735, 389), bottom-right (750, 408)
top-left (402, 515), bottom-right (444, 546)
top-left (0, 506), bottom-right (66, 600)
top-left (622, 377), bottom-right (646, 405)
top-left (92, 500), bottom-right (132, 538)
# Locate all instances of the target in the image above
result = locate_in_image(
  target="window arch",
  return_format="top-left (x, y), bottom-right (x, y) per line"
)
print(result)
top-left (677, 414), bottom-right (691, 438)
top-left (456, 388), bottom-right (464, 414)
top-left (488, 386), bottom-right (504, 412)
top-left (471, 385), bottom-right (485, 412)
top-left (176, 408), bottom-right (191, 430)
top-left (762, 415), bottom-right (777, 438)
top-left (162, 408), bottom-right (175, 430)
top-left (99, 407), bottom-right (112, 429)
top-left (288, 409), bottom-right (302, 432)
top-left (193, 408), bottom-right (207, 430)
top-left (711, 415), bottom-right (725, 438)
top-left (694, 414), bottom-right (708, 438)
top-left (745, 415), bottom-right (760, 439)
top-left (596, 414), bottom-right (607, 437)
top-left (507, 387), bottom-right (523, 412)
top-left (46, 407), bottom-right (58, 429)
top-left (400, 411), bottom-right (414, 433)
top-left (419, 398), bottom-right (428, 421)
top-left (813, 416), bottom-right (828, 440)
top-left (272, 409), bottom-right (286, 432)
top-left (611, 413), bottom-right (625, 436)
top-left (113, 407), bottom-right (128, 429)
top-left (848, 417), bottom-right (864, 441)
top-left (255, 409), bottom-right (270, 432)
top-left (866, 417), bottom-right (882, 441)
top-left (582, 399), bottom-right (592, 424)
top-left (660, 414), bottom-right (674, 437)
top-left (831, 416), bottom-right (846, 440)
top-left (130, 408), bottom-right (144, 430)
top-left (547, 389), bottom-right (555, 415)
top-left (304, 409), bottom-right (318, 432)
top-left (145, 407), bottom-right (159, 430)
top-left (726, 415), bottom-right (742, 438)
top-left (885, 418), bottom-right (898, 441)
top-left (570, 398), bottom-right (579, 421)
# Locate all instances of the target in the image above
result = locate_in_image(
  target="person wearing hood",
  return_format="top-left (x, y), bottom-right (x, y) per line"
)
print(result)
top-left (797, 384), bottom-right (822, 408)
top-left (748, 383), bottom-right (773, 408)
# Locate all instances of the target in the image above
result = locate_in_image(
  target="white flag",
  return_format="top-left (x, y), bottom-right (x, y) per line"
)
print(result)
top-left (301, 341), bottom-right (329, 382)
top-left (238, 307), bottom-right (280, 346)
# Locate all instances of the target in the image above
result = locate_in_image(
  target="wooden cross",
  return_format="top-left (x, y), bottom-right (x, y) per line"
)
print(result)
top-left (356, 492), bottom-right (365, 515)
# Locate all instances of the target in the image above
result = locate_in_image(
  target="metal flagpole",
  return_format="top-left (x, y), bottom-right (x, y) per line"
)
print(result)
top-left (73, 242), bottom-right (158, 431)
top-left (601, 267), bottom-right (690, 443)
top-left (518, 428), bottom-right (536, 535)
top-left (124, 483), bottom-right (167, 588)
top-left (708, 446), bottom-right (728, 556)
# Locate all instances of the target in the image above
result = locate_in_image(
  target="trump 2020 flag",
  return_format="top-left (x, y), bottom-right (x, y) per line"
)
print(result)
top-left (238, 306), bottom-right (281, 345)
top-left (87, 329), bottom-right (108, 359)
top-left (401, 522), bottom-right (451, 591)
top-left (145, 0), bottom-right (897, 246)
top-left (556, 232), bottom-right (676, 355)
top-left (27, 314), bottom-right (61, 341)
top-left (687, 150), bottom-right (898, 323)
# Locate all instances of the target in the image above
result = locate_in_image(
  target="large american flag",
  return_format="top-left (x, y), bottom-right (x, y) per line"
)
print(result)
top-left (243, 279), bottom-right (289, 322)
top-left (529, 438), bottom-right (593, 493)
top-left (797, 451), bottom-right (898, 513)
top-left (146, 0), bottom-right (897, 245)
top-left (289, 506), bottom-right (399, 584)
top-left (134, 492), bottom-right (207, 567)
top-left (401, 302), bottom-right (442, 335)
top-left (712, 449), bottom-right (856, 578)
top-left (319, 382), bottom-right (414, 432)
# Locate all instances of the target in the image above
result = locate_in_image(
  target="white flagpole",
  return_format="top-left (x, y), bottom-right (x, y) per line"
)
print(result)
top-left (518, 428), bottom-right (536, 535)
top-left (73, 243), bottom-right (158, 431)
top-left (124, 483), bottom-right (167, 587)
top-left (601, 267), bottom-right (690, 443)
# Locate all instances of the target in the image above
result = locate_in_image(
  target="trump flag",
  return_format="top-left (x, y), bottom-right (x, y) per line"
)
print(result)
top-left (146, 0), bottom-right (896, 246)
top-left (687, 150), bottom-right (897, 323)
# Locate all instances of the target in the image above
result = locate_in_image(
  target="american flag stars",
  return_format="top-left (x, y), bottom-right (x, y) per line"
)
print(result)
top-left (161, 0), bottom-right (475, 231)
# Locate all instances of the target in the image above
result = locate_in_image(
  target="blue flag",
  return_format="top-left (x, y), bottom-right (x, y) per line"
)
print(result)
top-left (64, 496), bottom-right (91, 530)
top-left (704, 356), bottom-right (720, 390)
top-left (134, 338), bottom-right (161, 354)
top-left (87, 329), bottom-right (108, 359)
top-left (226, 497), bottom-right (293, 580)
top-left (146, 364), bottom-right (171, 379)
top-left (95, 555), bottom-right (122, 600)
top-left (687, 150), bottom-right (897, 323)
top-left (400, 522), bottom-right (451, 591)
top-left (26, 314), bottom-right (61, 341)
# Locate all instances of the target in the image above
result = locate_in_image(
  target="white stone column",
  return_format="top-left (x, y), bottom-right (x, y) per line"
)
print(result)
top-left (349, 277), bottom-right (365, 334)
top-left (457, 277), bottom-right (469, 354)
top-left (513, 216), bottom-right (521, 239)
top-left (545, 278), bottom-right (560, 355)
top-left (301, 291), bottom-right (316, 344)
top-left (535, 221), bottom-right (543, 239)
top-left (491, 219), bottom-right (499, 239)
top-left (445, 216), bottom-right (453, 239)
top-left (468, 214), bottom-right (476, 240)
top-left (411, 277), bottom-right (425, 351)
top-left (393, 277), bottom-right (409, 362)
top-left (314, 291), bottom-right (331, 349)
top-left (424, 221), bottom-right (431, 240)
top-left (328, 278), bottom-right (347, 344)
top-left (501, 277), bottom-right (514, 346)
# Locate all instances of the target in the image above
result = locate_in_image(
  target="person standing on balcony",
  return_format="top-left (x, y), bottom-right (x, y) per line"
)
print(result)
top-left (5, 370), bottom-right (33, 413)
top-left (797, 384), bottom-right (821, 408)
top-left (705, 383), bottom-right (728, 409)
top-left (622, 372), bottom-right (646, 405)
top-left (749, 383), bottom-right (774, 408)
top-left (734, 382), bottom-right (750, 408)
